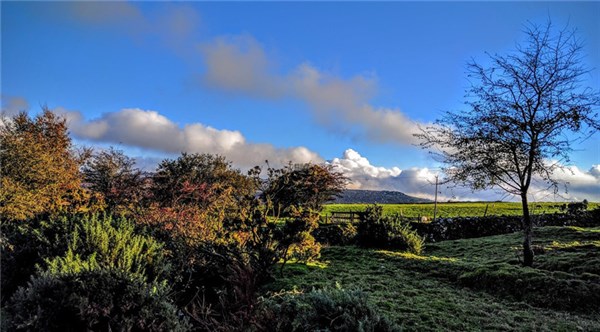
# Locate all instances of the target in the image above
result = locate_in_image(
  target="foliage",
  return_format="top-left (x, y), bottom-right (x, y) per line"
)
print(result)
top-left (152, 153), bottom-right (257, 217)
top-left (417, 22), bottom-right (600, 266)
top-left (0, 109), bottom-right (100, 220)
top-left (260, 163), bottom-right (346, 217)
top-left (567, 200), bottom-right (588, 214)
top-left (44, 214), bottom-right (169, 282)
top-left (279, 209), bottom-right (322, 265)
top-left (1, 216), bottom-right (79, 303)
top-left (5, 269), bottom-right (189, 331)
top-left (136, 201), bottom-right (319, 330)
top-left (169, 207), bottom-right (282, 331)
top-left (313, 222), bottom-right (358, 246)
top-left (356, 205), bottom-right (424, 254)
top-left (253, 286), bottom-right (400, 332)
top-left (82, 147), bottom-right (146, 214)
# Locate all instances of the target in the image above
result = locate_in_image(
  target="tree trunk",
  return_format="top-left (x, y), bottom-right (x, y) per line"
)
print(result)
top-left (521, 193), bottom-right (534, 267)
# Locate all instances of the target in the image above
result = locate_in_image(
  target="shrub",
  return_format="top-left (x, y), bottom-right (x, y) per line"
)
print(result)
top-left (5, 269), bottom-right (189, 331)
top-left (1, 216), bottom-right (77, 303)
top-left (279, 209), bottom-right (322, 264)
top-left (313, 222), bottom-right (357, 245)
top-left (356, 205), bottom-right (424, 254)
top-left (253, 287), bottom-right (400, 332)
top-left (44, 214), bottom-right (169, 282)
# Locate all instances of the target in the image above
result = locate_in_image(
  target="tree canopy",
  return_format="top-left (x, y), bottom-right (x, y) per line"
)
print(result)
top-left (260, 163), bottom-right (347, 217)
top-left (82, 147), bottom-right (145, 214)
top-left (0, 109), bottom-right (89, 220)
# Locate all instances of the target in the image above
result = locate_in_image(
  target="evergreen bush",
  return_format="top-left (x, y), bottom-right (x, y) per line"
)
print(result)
top-left (6, 269), bottom-right (188, 331)
top-left (253, 287), bottom-right (400, 332)
top-left (356, 205), bottom-right (424, 254)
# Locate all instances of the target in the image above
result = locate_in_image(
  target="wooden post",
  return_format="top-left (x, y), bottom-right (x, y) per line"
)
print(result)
top-left (433, 175), bottom-right (439, 223)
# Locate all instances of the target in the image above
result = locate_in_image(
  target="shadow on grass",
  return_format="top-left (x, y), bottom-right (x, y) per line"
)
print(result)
top-left (373, 228), bottom-right (600, 314)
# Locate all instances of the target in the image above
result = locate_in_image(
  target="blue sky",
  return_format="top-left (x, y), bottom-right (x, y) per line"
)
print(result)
top-left (2, 1), bottom-right (599, 201)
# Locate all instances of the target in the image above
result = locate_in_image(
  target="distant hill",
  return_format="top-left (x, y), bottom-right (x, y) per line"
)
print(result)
top-left (330, 189), bottom-right (432, 204)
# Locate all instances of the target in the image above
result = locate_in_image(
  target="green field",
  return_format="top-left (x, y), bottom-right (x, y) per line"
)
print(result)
top-left (265, 226), bottom-right (600, 331)
top-left (323, 202), bottom-right (599, 220)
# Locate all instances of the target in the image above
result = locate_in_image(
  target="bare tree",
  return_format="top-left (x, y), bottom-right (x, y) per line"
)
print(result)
top-left (416, 22), bottom-right (600, 266)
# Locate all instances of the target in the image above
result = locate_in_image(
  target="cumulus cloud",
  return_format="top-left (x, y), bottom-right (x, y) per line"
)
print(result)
top-left (529, 164), bottom-right (600, 202)
top-left (330, 149), bottom-right (600, 202)
top-left (330, 149), bottom-right (445, 200)
top-left (200, 36), bottom-right (424, 145)
top-left (55, 107), bottom-right (322, 168)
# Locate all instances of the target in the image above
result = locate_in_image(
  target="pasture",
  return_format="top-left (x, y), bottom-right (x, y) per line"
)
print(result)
top-left (322, 201), bottom-right (599, 220)
top-left (266, 226), bottom-right (600, 331)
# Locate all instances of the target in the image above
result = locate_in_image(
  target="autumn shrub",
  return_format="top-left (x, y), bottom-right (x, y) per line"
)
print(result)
top-left (252, 287), bottom-right (400, 332)
top-left (0, 110), bottom-right (100, 221)
top-left (135, 202), bottom-right (284, 331)
top-left (5, 269), bottom-right (188, 331)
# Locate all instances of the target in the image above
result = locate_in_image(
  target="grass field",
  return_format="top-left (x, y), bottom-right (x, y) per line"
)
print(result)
top-left (322, 202), bottom-right (599, 219)
top-left (263, 226), bottom-right (600, 331)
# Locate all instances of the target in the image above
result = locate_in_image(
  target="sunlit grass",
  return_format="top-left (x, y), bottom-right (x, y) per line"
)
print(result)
top-left (264, 226), bottom-right (600, 331)
top-left (375, 250), bottom-right (458, 263)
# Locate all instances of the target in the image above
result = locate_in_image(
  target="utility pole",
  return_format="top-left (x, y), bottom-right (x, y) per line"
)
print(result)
top-left (433, 175), bottom-right (438, 223)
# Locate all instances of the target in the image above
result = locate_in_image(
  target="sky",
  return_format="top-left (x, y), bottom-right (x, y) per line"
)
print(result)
top-left (2, 1), bottom-right (599, 202)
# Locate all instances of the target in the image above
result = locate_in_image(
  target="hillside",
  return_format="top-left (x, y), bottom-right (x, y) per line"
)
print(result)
top-left (331, 189), bottom-right (431, 204)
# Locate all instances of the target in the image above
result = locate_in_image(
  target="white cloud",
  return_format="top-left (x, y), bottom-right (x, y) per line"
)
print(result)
top-left (200, 35), bottom-right (425, 145)
top-left (55, 107), bottom-right (322, 168)
top-left (330, 149), bottom-right (600, 202)
top-left (529, 164), bottom-right (600, 202)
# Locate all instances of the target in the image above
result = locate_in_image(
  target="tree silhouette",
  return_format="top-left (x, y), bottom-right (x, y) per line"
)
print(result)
top-left (417, 22), bottom-right (600, 266)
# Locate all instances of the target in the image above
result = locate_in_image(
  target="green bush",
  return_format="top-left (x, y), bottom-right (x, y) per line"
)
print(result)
top-left (313, 222), bottom-right (357, 245)
top-left (1, 216), bottom-right (77, 303)
top-left (279, 210), bottom-right (322, 263)
top-left (44, 214), bottom-right (169, 281)
top-left (356, 205), bottom-right (424, 254)
top-left (253, 287), bottom-right (400, 332)
top-left (5, 269), bottom-right (188, 331)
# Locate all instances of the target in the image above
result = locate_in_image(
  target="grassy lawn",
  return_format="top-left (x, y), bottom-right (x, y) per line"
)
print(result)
top-left (263, 226), bottom-right (600, 331)
top-left (322, 202), bottom-right (599, 219)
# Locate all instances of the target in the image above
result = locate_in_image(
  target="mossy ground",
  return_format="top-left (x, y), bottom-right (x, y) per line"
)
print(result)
top-left (263, 226), bottom-right (600, 331)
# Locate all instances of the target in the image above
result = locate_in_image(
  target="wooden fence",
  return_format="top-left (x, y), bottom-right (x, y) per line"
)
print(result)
top-left (321, 211), bottom-right (367, 224)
